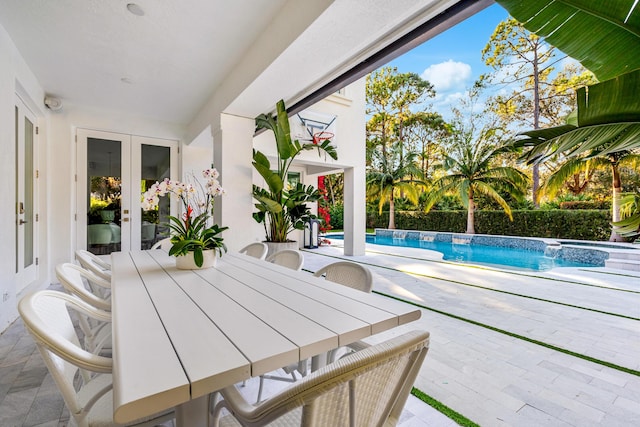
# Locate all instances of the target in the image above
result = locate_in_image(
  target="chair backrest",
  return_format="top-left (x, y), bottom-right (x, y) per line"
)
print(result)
top-left (239, 242), bottom-right (268, 260)
top-left (214, 330), bottom-right (429, 427)
top-left (56, 263), bottom-right (111, 311)
top-left (151, 237), bottom-right (172, 250)
top-left (75, 249), bottom-right (111, 282)
top-left (313, 261), bottom-right (373, 293)
top-left (18, 290), bottom-right (113, 427)
top-left (266, 249), bottom-right (304, 271)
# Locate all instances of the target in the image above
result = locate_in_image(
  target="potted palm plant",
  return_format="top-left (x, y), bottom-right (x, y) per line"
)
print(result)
top-left (253, 99), bottom-right (338, 254)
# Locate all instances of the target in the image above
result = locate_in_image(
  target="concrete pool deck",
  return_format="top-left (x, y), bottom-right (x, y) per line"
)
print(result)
top-left (301, 242), bottom-right (640, 426)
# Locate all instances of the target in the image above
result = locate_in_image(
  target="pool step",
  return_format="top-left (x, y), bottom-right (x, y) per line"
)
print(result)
top-left (605, 250), bottom-right (640, 272)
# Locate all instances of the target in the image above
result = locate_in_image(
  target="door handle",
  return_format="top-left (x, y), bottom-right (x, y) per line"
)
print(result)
top-left (122, 218), bottom-right (130, 222)
top-left (19, 219), bottom-right (28, 225)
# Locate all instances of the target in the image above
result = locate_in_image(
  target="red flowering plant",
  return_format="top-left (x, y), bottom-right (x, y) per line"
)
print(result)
top-left (142, 168), bottom-right (228, 267)
top-left (317, 176), bottom-right (332, 233)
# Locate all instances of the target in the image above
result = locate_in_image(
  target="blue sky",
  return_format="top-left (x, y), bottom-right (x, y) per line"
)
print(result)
top-left (387, 3), bottom-right (509, 116)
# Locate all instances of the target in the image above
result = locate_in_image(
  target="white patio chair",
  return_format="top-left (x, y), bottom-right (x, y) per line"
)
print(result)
top-left (75, 249), bottom-right (111, 283)
top-left (313, 261), bottom-right (373, 293)
top-left (151, 237), bottom-right (172, 250)
top-left (239, 242), bottom-right (268, 260)
top-left (314, 261), bottom-right (374, 362)
top-left (18, 290), bottom-right (175, 427)
top-left (212, 330), bottom-right (430, 427)
top-left (255, 248), bottom-right (305, 401)
top-left (56, 263), bottom-right (111, 311)
top-left (266, 249), bottom-right (304, 271)
top-left (56, 263), bottom-right (112, 354)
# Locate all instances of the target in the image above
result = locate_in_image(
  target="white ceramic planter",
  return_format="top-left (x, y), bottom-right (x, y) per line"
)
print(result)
top-left (175, 250), bottom-right (217, 269)
top-left (264, 241), bottom-right (298, 258)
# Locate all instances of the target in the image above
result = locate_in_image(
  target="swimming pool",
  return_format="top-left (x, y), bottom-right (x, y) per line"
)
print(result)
top-left (329, 232), bottom-right (606, 271)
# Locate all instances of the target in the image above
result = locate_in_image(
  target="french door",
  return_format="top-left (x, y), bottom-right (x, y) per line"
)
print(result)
top-left (15, 95), bottom-right (37, 292)
top-left (76, 129), bottom-right (178, 255)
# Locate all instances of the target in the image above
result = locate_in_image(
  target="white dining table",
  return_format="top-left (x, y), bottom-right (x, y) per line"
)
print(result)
top-left (110, 249), bottom-right (421, 426)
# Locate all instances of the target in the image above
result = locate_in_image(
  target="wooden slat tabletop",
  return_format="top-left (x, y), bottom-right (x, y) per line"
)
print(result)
top-left (111, 250), bottom-right (422, 424)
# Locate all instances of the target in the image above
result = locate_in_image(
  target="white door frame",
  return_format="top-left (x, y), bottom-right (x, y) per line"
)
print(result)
top-left (76, 129), bottom-right (178, 253)
top-left (15, 94), bottom-right (38, 292)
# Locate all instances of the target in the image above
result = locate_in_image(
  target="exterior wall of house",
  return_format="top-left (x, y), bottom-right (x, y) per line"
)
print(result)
top-left (45, 106), bottom-right (187, 278)
top-left (0, 24), bottom-right (47, 332)
top-left (0, 21), bottom-right (366, 334)
top-left (0, 22), bottom-right (202, 333)
top-left (251, 79), bottom-right (366, 251)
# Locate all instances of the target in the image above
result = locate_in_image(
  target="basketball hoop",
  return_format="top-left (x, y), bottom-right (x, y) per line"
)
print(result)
top-left (313, 131), bottom-right (334, 145)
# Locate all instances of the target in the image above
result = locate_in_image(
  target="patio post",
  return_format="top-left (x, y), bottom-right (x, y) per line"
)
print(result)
top-left (343, 166), bottom-right (366, 256)
top-left (213, 113), bottom-right (261, 251)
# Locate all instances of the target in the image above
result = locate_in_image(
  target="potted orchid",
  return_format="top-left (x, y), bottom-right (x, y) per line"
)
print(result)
top-left (142, 168), bottom-right (228, 268)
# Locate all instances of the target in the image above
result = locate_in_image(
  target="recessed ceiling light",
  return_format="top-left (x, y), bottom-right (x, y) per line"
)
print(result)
top-left (127, 3), bottom-right (145, 17)
top-left (121, 77), bottom-right (133, 84)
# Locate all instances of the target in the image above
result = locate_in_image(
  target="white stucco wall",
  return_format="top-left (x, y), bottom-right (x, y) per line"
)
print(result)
top-left (251, 79), bottom-right (367, 252)
top-left (45, 105), bottom-right (187, 280)
top-left (0, 22), bottom-right (195, 332)
top-left (0, 24), bottom-right (46, 331)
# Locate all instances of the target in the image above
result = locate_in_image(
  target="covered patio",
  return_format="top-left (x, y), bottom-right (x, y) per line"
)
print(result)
top-left (1, 0), bottom-right (639, 425)
top-left (1, 244), bottom-right (638, 425)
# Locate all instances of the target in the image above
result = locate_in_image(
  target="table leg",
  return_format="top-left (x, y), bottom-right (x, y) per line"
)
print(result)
top-left (175, 395), bottom-right (210, 427)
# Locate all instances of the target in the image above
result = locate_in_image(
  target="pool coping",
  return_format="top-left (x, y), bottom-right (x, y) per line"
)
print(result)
top-left (326, 229), bottom-right (640, 267)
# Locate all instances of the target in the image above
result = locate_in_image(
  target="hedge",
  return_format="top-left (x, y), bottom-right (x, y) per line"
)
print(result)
top-left (364, 209), bottom-right (612, 241)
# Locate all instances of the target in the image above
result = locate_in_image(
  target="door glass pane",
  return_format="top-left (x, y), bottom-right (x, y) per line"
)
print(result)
top-left (141, 144), bottom-right (171, 249)
top-left (87, 138), bottom-right (122, 255)
top-left (23, 117), bottom-right (34, 267)
top-left (14, 105), bottom-right (18, 273)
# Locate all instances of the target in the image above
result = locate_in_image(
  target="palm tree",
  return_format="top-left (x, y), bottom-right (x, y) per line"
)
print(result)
top-left (538, 152), bottom-right (640, 240)
top-left (367, 146), bottom-right (424, 229)
top-left (424, 140), bottom-right (530, 234)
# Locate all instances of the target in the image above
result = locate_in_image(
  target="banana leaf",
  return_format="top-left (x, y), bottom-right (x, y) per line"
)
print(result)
top-left (496, 0), bottom-right (640, 81)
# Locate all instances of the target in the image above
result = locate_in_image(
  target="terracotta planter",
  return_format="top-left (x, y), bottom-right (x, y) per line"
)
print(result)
top-left (175, 250), bottom-right (217, 270)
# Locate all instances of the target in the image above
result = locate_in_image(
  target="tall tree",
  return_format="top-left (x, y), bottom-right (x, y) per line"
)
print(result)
top-left (481, 18), bottom-right (566, 207)
top-left (366, 67), bottom-right (435, 160)
top-left (402, 112), bottom-right (450, 179)
top-left (367, 146), bottom-right (424, 230)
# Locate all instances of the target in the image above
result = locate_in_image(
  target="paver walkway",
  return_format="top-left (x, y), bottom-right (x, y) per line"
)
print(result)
top-left (301, 242), bottom-right (640, 426)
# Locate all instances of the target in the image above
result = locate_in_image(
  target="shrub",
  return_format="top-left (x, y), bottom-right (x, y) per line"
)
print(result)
top-left (366, 209), bottom-right (612, 241)
top-left (328, 203), bottom-right (344, 230)
top-left (559, 200), bottom-right (611, 210)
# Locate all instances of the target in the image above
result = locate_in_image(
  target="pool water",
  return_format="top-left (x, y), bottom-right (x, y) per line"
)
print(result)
top-left (331, 234), bottom-right (596, 271)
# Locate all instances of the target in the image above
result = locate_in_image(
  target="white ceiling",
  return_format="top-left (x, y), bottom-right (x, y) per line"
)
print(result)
top-left (0, 0), bottom-right (465, 126)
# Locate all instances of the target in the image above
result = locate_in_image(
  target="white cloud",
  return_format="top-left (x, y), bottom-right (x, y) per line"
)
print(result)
top-left (421, 60), bottom-right (472, 93)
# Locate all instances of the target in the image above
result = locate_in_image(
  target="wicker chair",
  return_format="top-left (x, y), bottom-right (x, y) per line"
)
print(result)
top-left (75, 249), bottom-right (111, 271)
top-left (56, 263), bottom-right (112, 354)
top-left (239, 242), bottom-right (268, 260)
top-left (314, 261), bottom-right (374, 362)
top-left (313, 261), bottom-right (373, 293)
top-left (56, 263), bottom-right (111, 311)
top-left (212, 330), bottom-right (430, 427)
top-left (255, 248), bottom-right (305, 400)
top-left (18, 290), bottom-right (175, 427)
top-left (266, 249), bottom-right (304, 271)
top-left (151, 237), bottom-right (172, 250)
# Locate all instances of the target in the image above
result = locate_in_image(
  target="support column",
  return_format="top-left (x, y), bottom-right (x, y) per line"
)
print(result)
top-left (213, 114), bottom-right (261, 252)
top-left (343, 166), bottom-right (365, 256)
